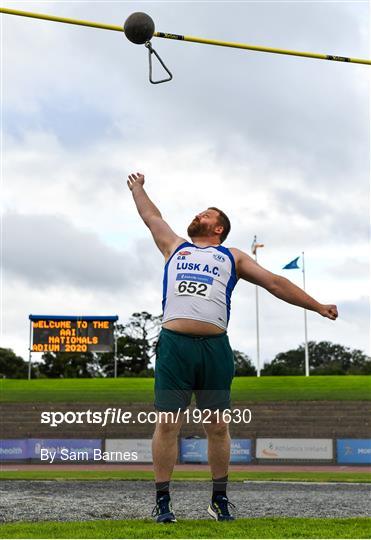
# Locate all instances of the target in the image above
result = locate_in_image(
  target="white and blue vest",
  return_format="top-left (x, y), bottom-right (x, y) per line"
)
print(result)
top-left (162, 242), bottom-right (238, 330)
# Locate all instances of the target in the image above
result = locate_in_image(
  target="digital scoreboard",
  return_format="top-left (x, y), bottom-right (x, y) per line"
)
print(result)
top-left (29, 315), bottom-right (119, 353)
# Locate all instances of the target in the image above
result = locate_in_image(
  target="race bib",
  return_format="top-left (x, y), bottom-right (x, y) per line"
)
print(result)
top-left (175, 273), bottom-right (213, 299)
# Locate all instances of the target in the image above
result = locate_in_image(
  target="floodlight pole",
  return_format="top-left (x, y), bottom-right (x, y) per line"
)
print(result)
top-left (302, 251), bottom-right (310, 377)
top-left (113, 325), bottom-right (118, 378)
top-left (28, 320), bottom-right (32, 380)
top-left (254, 257), bottom-right (261, 377)
top-left (251, 236), bottom-right (264, 377)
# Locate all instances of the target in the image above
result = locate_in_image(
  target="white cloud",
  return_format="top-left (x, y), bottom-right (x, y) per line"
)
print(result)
top-left (2, 1), bottom-right (369, 367)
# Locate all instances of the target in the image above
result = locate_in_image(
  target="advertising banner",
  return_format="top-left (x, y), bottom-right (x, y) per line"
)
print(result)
top-left (29, 439), bottom-right (101, 461)
top-left (337, 439), bottom-right (371, 464)
top-left (105, 439), bottom-right (152, 462)
top-left (180, 439), bottom-right (252, 463)
top-left (256, 438), bottom-right (333, 460)
top-left (231, 439), bottom-right (252, 463)
top-left (180, 439), bottom-right (208, 463)
top-left (0, 439), bottom-right (29, 460)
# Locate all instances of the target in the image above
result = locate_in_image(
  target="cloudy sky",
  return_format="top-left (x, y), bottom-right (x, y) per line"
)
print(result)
top-left (2, 1), bottom-right (369, 370)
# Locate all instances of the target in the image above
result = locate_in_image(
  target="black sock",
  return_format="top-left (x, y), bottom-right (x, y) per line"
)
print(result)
top-left (156, 480), bottom-right (170, 500)
top-left (212, 475), bottom-right (228, 501)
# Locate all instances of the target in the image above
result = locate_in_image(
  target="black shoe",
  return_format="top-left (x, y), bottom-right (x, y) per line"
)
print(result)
top-left (207, 495), bottom-right (236, 521)
top-left (151, 494), bottom-right (177, 523)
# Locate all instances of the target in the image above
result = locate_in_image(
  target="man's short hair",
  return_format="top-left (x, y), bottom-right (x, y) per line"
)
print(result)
top-left (208, 207), bottom-right (231, 243)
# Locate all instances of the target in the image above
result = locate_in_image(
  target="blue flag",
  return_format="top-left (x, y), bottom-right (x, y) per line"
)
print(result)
top-left (283, 256), bottom-right (300, 270)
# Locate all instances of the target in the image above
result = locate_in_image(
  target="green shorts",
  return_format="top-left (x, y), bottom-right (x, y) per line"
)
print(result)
top-left (154, 327), bottom-right (235, 412)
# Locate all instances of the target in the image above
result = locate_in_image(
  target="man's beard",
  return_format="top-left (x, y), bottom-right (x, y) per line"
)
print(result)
top-left (187, 219), bottom-right (212, 238)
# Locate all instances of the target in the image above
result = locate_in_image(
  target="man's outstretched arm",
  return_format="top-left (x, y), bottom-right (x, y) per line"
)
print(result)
top-left (127, 172), bottom-right (184, 258)
top-left (232, 248), bottom-right (338, 320)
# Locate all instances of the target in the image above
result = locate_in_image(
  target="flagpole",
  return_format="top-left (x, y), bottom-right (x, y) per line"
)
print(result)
top-left (302, 251), bottom-right (310, 376)
top-left (254, 251), bottom-right (261, 378)
top-left (251, 236), bottom-right (264, 377)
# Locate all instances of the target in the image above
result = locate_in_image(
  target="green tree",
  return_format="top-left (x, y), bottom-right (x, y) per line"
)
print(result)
top-left (36, 351), bottom-right (101, 378)
top-left (308, 341), bottom-right (371, 375)
top-left (98, 313), bottom-right (161, 377)
top-left (0, 348), bottom-right (35, 378)
top-left (233, 350), bottom-right (257, 376)
top-left (99, 333), bottom-right (153, 377)
top-left (125, 311), bottom-right (162, 361)
top-left (261, 341), bottom-right (371, 375)
top-left (261, 348), bottom-right (303, 375)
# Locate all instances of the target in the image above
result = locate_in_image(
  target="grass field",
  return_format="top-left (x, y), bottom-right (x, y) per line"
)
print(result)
top-left (1, 375), bottom-right (370, 402)
top-left (2, 470), bottom-right (371, 482)
top-left (1, 517), bottom-right (370, 539)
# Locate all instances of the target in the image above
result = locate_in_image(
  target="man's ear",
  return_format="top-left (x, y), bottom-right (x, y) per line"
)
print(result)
top-left (215, 224), bottom-right (224, 235)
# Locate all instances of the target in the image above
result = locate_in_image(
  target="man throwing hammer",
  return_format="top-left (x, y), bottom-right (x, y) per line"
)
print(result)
top-left (127, 171), bottom-right (338, 523)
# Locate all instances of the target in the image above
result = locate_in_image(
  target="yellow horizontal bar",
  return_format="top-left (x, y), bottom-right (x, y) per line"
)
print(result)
top-left (1, 7), bottom-right (370, 66)
top-left (0, 7), bottom-right (124, 32)
top-left (155, 32), bottom-right (371, 66)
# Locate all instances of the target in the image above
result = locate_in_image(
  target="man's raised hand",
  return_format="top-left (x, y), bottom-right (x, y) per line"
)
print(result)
top-left (127, 172), bottom-right (145, 191)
